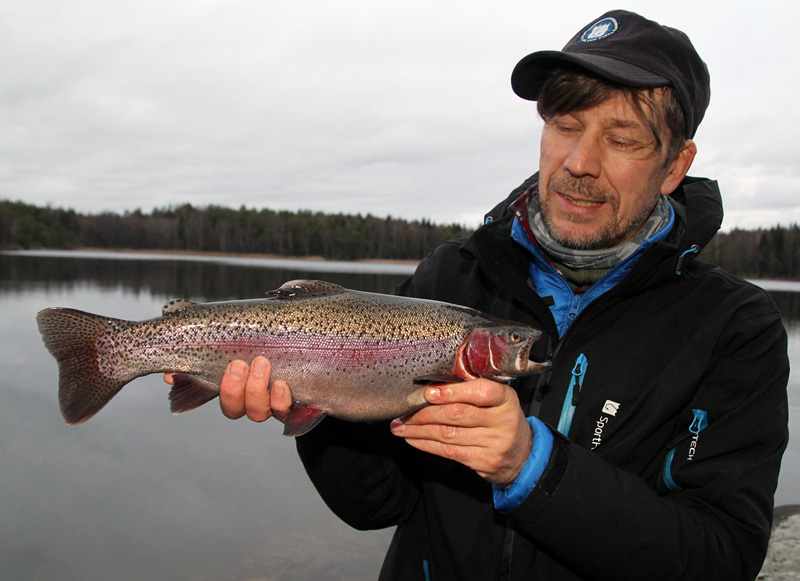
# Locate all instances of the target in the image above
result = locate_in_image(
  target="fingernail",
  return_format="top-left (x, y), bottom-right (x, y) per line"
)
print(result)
top-left (273, 383), bottom-right (284, 398)
top-left (390, 419), bottom-right (405, 433)
top-left (227, 361), bottom-right (246, 381)
top-left (251, 358), bottom-right (266, 378)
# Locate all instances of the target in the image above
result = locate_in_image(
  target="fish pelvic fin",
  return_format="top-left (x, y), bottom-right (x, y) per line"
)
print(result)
top-left (36, 307), bottom-right (134, 425)
top-left (282, 403), bottom-right (328, 437)
top-left (169, 374), bottom-right (220, 414)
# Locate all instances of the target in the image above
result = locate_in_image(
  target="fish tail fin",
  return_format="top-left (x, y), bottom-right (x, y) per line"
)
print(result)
top-left (36, 307), bottom-right (133, 425)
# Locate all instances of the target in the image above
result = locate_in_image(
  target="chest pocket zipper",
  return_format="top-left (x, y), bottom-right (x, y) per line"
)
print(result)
top-left (663, 409), bottom-right (709, 491)
top-left (557, 354), bottom-right (587, 436)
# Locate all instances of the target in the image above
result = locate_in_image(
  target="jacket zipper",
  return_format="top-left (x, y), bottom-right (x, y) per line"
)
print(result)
top-left (557, 354), bottom-right (587, 436)
top-left (500, 526), bottom-right (515, 580)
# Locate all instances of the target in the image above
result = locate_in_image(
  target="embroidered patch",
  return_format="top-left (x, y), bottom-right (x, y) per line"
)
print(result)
top-left (580, 17), bottom-right (619, 43)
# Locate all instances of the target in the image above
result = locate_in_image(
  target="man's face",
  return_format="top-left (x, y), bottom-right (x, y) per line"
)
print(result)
top-left (538, 92), bottom-right (682, 250)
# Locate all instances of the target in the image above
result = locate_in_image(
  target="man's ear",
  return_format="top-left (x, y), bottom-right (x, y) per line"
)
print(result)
top-left (660, 140), bottom-right (697, 195)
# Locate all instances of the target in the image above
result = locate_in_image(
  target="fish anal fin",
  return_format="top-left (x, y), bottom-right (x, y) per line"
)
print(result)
top-left (282, 403), bottom-right (328, 436)
top-left (162, 299), bottom-right (197, 316)
top-left (268, 280), bottom-right (345, 299)
top-left (169, 374), bottom-right (219, 414)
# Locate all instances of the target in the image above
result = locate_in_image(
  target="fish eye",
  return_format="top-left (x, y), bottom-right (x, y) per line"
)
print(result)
top-left (509, 331), bottom-right (522, 343)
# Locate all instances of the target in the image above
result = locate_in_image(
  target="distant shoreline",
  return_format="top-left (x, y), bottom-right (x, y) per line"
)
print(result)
top-left (1, 248), bottom-right (421, 276)
top-left (68, 247), bottom-right (421, 266)
top-left (7, 249), bottom-right (800, 292)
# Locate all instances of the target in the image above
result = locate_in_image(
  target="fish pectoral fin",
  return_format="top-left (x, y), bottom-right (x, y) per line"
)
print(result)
top-left (282, 403), bottom-right (328, 437)
top-left (169, 374), bottom-right (220, 414)
top-left (412, 374), bottom-right (466, 386)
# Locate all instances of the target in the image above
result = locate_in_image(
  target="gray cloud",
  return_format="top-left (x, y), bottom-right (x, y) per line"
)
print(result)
top-left (1, 1), bottom-right (798, 230)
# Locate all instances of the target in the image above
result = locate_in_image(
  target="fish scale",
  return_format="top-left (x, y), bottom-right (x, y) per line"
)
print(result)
top-left (37, 279), bottom-right (550, 435)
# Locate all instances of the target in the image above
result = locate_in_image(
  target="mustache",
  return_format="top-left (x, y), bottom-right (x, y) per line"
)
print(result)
top-left (547, 175), bottom-right (606, 202)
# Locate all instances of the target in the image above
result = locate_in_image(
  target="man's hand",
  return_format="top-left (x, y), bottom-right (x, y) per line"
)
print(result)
top-left (163, 356), bottom-right (292, 423)
top-left (389, 379), bottom-right (532, 487)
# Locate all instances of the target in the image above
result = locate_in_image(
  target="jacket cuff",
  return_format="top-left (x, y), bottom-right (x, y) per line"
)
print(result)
top-left (492, 416), bottom-right (554, 511)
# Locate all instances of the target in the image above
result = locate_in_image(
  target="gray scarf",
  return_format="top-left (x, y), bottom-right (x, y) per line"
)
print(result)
top-left (527, 193), bottom-right (671, 270)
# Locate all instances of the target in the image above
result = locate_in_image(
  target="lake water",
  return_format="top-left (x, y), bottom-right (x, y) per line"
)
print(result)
top-left (2, 251), bottom-right (798, 580)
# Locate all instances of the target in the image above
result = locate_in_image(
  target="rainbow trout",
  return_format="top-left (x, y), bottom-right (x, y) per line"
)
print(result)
top-left (36, 280), bottom-right (550, 435)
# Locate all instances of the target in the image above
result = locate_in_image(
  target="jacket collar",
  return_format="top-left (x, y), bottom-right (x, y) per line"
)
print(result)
top-left (464, 174), bottom-right (723, 298)
top-left (479, 173), bottom-right (722, 260)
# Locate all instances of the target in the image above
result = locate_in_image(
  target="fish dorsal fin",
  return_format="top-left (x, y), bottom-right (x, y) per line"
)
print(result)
top-left (162, 298), bottom-right (197, 316)
top-left (268, 280), bottom-right (346, 299)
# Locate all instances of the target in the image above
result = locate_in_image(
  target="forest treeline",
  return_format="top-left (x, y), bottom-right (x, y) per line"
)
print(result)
top-left (2, 199), bottom-right (799, 279)
top-left (0, 200), bottom-right (471, 261)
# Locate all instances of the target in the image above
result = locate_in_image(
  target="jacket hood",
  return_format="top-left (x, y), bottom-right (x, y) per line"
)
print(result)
top-left (666, 176), bottom-right (723, 252)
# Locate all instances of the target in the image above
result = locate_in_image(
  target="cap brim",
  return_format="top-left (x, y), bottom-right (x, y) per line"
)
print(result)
top-left (511, 50), bottom-right (670, 100)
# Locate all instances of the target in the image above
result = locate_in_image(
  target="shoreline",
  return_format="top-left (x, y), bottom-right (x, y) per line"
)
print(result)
top-left (773, 504), bottom-right (800, 527)
top-left (59, 247), bottom-right (423, 266)
top-left (1, 248), bottom-right (421, 276)
top-left (760, 504), bottom-right (800, 578)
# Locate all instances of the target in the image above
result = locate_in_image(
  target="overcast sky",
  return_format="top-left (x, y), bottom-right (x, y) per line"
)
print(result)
top-left (2, 1), bottom-right (798, 230)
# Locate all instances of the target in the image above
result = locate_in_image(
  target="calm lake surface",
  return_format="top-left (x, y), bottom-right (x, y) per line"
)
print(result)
top-left (2, 251), bottom-right (798, 580)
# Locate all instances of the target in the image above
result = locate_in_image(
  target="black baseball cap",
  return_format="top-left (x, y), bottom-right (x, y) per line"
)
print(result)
top-left (511, 10), bottom-right (710, 138)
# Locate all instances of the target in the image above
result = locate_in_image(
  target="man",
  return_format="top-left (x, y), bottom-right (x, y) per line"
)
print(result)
top-left (191, 10), bottom-right (789, 580)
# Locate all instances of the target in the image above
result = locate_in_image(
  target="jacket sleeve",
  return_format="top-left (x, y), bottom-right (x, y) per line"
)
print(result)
top-left (505, 299), bottom-right (790, 580)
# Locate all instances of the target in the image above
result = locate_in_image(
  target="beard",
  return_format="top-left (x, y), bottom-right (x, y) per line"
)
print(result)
top-left (540, 174), bottom-right (662, 250)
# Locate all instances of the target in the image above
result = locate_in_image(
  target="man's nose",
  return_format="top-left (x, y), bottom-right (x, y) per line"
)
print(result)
top-left (564, 134), bottom-right (601, 178)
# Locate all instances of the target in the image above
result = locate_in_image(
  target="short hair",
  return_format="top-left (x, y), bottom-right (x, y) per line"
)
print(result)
top-left (536, 68), bottom-right (687, 162)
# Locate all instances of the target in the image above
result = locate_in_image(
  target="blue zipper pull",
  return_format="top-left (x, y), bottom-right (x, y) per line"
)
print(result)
top-left (570, 354), bottom-right (587, 405)
top-left (557, 354), bottom-right (587, 436)
top-left (675, 245), bottom-right (699, 275)
top-left (689, 409), bottom-right (708, 434)
top-left (663, 409), bottom-right (710, 491)
top-left (566, 294), bottom-right (582, 327)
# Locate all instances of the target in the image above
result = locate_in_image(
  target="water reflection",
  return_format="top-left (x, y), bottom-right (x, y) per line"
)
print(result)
top-left (1, 251), bottom-right (797, 580)
top-left (0, 251), bottom-right (410, 301)
top-left (0, 252), bottom-right (400, 581)
top-left (771, 291), bottom-right (800, 332)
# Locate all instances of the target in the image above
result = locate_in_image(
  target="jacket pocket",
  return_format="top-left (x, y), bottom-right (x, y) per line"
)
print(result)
top-left (662, 409), bottom-right (709, 491)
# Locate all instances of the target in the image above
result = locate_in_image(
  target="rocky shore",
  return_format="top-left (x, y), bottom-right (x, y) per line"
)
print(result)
top-left (759, 505), bottom-right (800, 579)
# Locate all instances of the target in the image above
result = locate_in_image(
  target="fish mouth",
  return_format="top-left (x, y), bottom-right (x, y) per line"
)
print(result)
top-left (523, 358), bottom-right (552, 373)
top-left (516, 330), bottom-right (551, 374)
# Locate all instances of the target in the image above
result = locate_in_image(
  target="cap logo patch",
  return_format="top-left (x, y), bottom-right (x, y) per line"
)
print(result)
top-left (580, 17), bottom-right (619, 43)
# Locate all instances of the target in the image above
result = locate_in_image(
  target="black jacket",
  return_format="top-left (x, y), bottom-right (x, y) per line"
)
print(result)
top-left (296, 175), bottom-right (789, 580)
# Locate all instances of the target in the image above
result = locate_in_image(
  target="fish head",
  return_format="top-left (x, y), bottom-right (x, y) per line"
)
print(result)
top-left (463, 324), bottom-right (550, 381)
